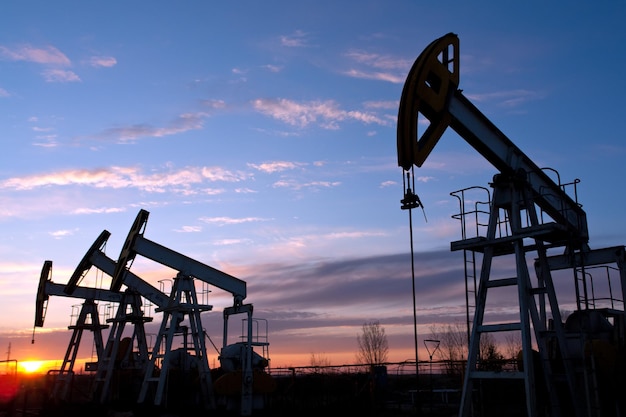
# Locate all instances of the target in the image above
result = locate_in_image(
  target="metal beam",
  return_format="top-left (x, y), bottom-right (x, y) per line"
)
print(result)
top-left (89, 249), bottom-right (170, 309)
top-left (112, 209), bottom-right (247, 304)
top-left (47, 281), bottom-right (122, 303)
top-left (133, 235), bottom-right (246, 303)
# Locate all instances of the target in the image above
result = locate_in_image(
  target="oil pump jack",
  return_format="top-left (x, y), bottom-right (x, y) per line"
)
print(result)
top-left (34, 230), bottom-right (162, 403)
top-left (33, 255), bottom-right (123, 401)
top-left (35, 210), bottom-right (271, 416)
top-left (109, 209), bottom-right (270, 415)
top-left (397, 33), bottom-right (626, 417)
top-left (73, 209), bottom-right (270, 415)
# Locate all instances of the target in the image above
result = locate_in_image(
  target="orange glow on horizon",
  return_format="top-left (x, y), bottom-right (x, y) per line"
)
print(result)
top-left (18, 361), bottom-right (44, 374)
top-left (13, 346), bottom-right (421, 375)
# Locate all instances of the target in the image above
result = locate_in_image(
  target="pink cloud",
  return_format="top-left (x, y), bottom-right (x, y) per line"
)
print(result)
top-left (0, 44), bottom-right (71, 65)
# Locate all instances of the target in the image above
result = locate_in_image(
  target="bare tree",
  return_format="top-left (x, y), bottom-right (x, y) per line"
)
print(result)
top-left (429, 323), bottom-right (467, 376)
top-left (503, 332), bottom-right (522, 360)
top-left (310, 352), bottom-right (331, 373)
top-left (430, 323), bottom-right (504, 373)
top-left (356, 321), bottom-right (389, 365)
top-left (478, 333), bottom-right (503, 371)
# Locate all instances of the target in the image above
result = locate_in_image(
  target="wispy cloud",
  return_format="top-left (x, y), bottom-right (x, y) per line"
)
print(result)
top-left (0, 87), bottom-right (9, 97)
top-left (274, 229), bottom-right (389, 257)
top-left (49, 228), bottom-right (78, 239)
top-left (235, 187), bottom-right (258, 194)
top-left (280, 30), bottom-right (310, 47)
top-left (199, 216), bottom-right (270, 226)
top-left (202, 99), bottom-right (226, 109)
top-left (363, 100), bottom-right (397, 110)
top-left (342, 69), bottom-right (404, 83)
top-left (96, 112), bottom-right (208, 143)
top-left (198, 187), bottom-right (226, 196)
top-left (323, 231), bottom-right (386, 240)
top-left (1, 45), bottom-right (81, 83)
top-left (71, 206), bottom-right (126, 215)
top-left (42, 69), bottom-right (81, 83)
top-left (252, 127), bottom-right (302, 138)
top-left (30, 122), bottom-right (59, 146)
top-left (247, 161), bottom-right (306, 173)
top-left (0, 165), bottom-right (249, 193)
top-left (236, 250), bottom-right (466, 315)
top-left (345, 50), bottom-right (411, 71)
top-left (272, 179), bottom-right (341, 190)
top-left (213, 238), bottom-right (254, 246)
top-left (0, 44), bottom-right (71, 65)
top-left (174, 225), bottom-right (203, 233)
top-left (252, 98), bottom-right (388, 129)
top-left (262, 64), bottom-right (283, 73)
top-left (200, 166), bottom-right (248, 182)
top-left (342, 50), bottom-right (410, 84)
top-left (33, 135), bottom-right (59, 148)
top-left (88, 56), bottom-right (117, 68)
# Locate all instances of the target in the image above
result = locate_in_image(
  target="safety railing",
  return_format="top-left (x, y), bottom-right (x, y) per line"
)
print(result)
top-left (576, 265), bottom-right (624, 311)
top-left (450, 186), bottom-right (492, 241)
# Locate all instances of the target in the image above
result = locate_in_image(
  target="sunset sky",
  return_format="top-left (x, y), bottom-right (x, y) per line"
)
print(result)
top-left (2, 2), bottom-right (626, 371)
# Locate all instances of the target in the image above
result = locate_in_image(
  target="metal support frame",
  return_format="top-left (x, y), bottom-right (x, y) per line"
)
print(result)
top-left (53, 299), bottom-right (107, 400)
top-left (138, 273), bottom-right (215, 409)
top-left (223, 303), bottom-right (255, 416)
top-left (457, 178), bottom-right (581, 417)
top-left (93, 289), bottom-right (152, 403)
top-left (536, 246), bottom-right (626, 416)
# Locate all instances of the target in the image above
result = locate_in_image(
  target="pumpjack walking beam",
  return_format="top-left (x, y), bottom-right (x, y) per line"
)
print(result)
top-left (111, 209), bottom-right (246, 305)
top-left (397, 33), bottom-right (590, 417)
top-left (66, 230), bottom-right (170, 312)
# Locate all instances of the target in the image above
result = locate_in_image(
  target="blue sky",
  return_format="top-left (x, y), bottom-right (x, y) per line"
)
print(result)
top-left (1, 1), bottom-right (626, 368)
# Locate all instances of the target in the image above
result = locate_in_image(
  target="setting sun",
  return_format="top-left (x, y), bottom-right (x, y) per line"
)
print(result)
top-left (19, 361), bottom-right (44, 374)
